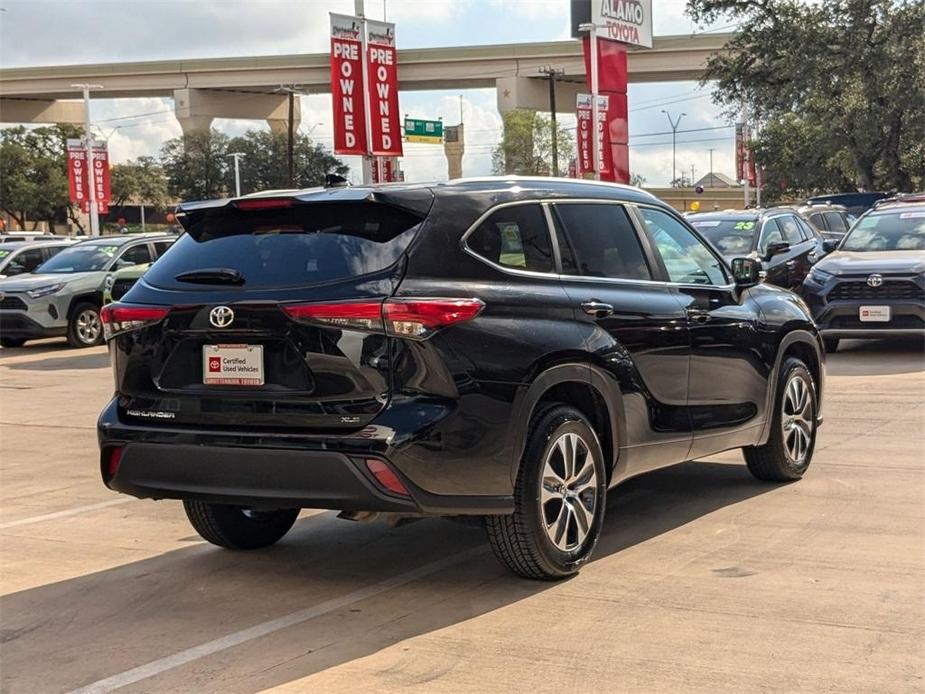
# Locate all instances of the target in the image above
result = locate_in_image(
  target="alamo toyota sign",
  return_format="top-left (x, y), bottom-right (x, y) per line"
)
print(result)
top-left (593, 0), bottom-right (653, 48)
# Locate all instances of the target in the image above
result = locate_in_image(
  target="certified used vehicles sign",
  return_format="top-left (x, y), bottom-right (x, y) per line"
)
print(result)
top-left (202, 344), bottom-right (264, 386)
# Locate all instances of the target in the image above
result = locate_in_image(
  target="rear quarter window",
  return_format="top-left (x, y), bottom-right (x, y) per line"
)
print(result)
top-left (146, 202), bottom-right (423, 289)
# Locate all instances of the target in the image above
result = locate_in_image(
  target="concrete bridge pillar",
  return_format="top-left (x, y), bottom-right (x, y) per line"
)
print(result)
top-left (172, 88), bottom-right (299, 135)
top-left (443, 124), bottom-right (465, 179)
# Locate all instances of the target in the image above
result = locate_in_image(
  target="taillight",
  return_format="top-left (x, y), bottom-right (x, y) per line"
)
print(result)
top-left (234, 198), bottom-right (293, 211)
top-left (107, 446), bottom-right (124, 478)
top-left (365, 458), bottom-right (410, 497)
top-left (282, 298), bottom-right (484, 340)
top-left (100, 303), bottom-right (170, 340)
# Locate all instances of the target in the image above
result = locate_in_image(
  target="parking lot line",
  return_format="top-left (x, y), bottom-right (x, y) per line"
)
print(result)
top-left (0, 498), bottom-right (132, 529)
top-left (67, 545), bottom-right (488, 694)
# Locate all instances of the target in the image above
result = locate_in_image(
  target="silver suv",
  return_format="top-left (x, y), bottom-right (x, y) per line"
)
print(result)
top-left (0, 240), bottom-right (74, 279)
top-left (0, 234), bottom-right (175, 348)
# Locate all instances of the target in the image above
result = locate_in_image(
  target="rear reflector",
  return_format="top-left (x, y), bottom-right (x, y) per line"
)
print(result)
top-left (365, 459), bottom-right (410, 497)
top-left (282, 298), bottom-right (483, 339)
top-left (234, 198), bottom-right (294, 211)
top-left (107, 446), bottom-right (124, 478)
top-left (100, 303), bottom-right (170, 340)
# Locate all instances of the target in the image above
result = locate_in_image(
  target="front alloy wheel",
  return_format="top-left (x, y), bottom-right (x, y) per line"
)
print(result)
top-left (67, 302), bottom-right (104, 347)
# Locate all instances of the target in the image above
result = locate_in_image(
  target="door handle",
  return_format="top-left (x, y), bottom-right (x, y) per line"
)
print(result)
top-left (581, 300), bottom-right (614, 317)
top-left (688, 309), bottom-right (711, 324)
top-left (786, 259), bottom-right (797, 267)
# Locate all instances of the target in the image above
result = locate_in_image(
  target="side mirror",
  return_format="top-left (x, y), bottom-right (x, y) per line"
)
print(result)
top-left (764, 241), bottom-right (790, 261)
top-left (731, 257), bottom-right (762, 288)
top-left (822, 239), bottom-right (839, 253)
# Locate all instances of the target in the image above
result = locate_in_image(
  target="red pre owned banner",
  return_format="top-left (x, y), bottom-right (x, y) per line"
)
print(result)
top-left (330, 13), bottom-right (368, 156)
top-left (366, 19), bottom-right (402, 157)
top-left (67, 139), bottom-right (110, 214)
top-left (92, 144), bottom-right (111, 214)
top-left (576, 94), bottom-right (610, 177)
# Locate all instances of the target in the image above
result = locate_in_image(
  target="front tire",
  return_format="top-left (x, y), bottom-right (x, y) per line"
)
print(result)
top-left (486, 404), bottom-right (607, 580)
top-left (0, 338), bottom-right (26, 348)
top-left (743, 357), bottom-right (818, 482)
top-left (183, 501), bottom-right (299, 550)
top-left (67, 302), bottom-right (103, 347)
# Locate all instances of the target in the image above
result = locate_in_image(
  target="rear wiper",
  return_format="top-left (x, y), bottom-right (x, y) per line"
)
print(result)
top-left (175, 268), bottom-right (245, 285)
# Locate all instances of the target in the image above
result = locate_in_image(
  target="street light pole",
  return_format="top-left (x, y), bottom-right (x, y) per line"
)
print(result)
top-left (539, 65), bottom-right (564, 177)
top-left (227, 152), bottom-right (245, 197)
top-left (72, 83), bottom-right (104, 236)
top-left (708, 148), bottom-right (714, 186)
top-left (661, 110), bottom-right (686, 187)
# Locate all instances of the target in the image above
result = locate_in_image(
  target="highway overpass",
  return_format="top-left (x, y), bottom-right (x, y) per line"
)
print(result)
top-left (0, 33), bottom-right (731, 132)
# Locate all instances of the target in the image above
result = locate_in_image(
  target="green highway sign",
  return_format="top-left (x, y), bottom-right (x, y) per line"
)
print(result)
top-left (404, 118), bottom-right (443, 144)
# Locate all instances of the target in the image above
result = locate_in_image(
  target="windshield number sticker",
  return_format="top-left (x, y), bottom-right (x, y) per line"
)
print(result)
top-left (733, 221), bottom-right (755, 230)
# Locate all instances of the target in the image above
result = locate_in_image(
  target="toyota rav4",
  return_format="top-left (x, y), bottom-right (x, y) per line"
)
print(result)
top-left (98, 179), bottom-right (825, 580)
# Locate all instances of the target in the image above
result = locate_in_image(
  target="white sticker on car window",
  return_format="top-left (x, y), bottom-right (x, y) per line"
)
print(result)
top-left (899, 212), bottom-right (925, 219)
top-left (691, 220), bottom-right (721, 227)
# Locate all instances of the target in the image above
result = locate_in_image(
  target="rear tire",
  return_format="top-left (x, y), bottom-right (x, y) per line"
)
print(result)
top-left (485, 404), bottom-right (607, 580)
top-left (743, 357), bottom-right (817, 482)
top-left (0, 338), bottom-right (26, 348)
top-left (823, 337), bottom-right (839, 353)
top-left (67, 302), bottom-right (103, 347)
top-left (183, 501), bottom-right (299, 550)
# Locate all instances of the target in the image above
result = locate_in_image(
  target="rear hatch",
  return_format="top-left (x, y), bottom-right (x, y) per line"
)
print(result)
top-left (111, 189), bottom-right (433, 431)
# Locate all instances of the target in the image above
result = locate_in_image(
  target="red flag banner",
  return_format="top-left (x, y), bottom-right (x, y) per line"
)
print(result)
top-left (735, 123), bottom-right (746, 182)
top-left (366, 19), bottom-right (402, 157)
top-left (67, 139), bottom-right (89, 210)
top-left (91, 142), bottom-right (111, 214)
top-left (576, 93), bottom-right (610, 178)
top-left (330, 13), bottom-right (368, 156)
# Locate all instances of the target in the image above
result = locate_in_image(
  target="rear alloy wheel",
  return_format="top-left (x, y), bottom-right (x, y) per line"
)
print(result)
top-left (823, 337), bottom-right (839, 353)
top-left (183, 501), bottom-right (299, 550)
top-left (485, 404), bottom-right (607, 580)
top-left (744, 357), bottom-right (817, 482)
top-left (67, 302), bottom-right (103, 347)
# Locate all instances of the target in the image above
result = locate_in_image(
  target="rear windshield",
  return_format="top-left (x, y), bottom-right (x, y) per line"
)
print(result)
top-left (688, 217), bottom-right (759, 255)
top-left (146, 202), bottom-right (423, 289)
top-left (841, 210), bottom-right (925, 251)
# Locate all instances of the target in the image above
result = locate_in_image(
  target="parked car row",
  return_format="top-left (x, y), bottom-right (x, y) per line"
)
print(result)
top-left (0, 234), bottom-right (176, 348)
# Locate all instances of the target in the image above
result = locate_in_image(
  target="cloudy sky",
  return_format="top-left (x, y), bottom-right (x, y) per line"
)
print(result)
top-left (0, 0), bottom-right (738, 187)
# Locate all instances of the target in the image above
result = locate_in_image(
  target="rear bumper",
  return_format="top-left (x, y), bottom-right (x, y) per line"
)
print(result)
top-left (98, 399), bottom-right (512, 516)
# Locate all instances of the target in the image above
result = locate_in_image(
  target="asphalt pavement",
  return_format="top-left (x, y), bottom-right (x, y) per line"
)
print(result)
top-left (0, 338), bottom-right (922, 693)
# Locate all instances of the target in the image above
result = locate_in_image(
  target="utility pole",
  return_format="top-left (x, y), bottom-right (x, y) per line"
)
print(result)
top-left (661, 110), bottom-right (685, 187)
top-left (690, 164), bottom-right (695, 187)
top-left (227, 152), bottom-right (245, 197)
top-left (708, 148), bottom-right (714, 184)
top-left (276, 85), bottom-right (306, 188)
top-left (538, 66), bottom-right (564, 177)
top-left (72, 83), bottom-right (104, 236)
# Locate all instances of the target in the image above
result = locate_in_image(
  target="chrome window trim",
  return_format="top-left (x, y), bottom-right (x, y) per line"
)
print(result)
top-left (460, 196), bottom-right (736, 291)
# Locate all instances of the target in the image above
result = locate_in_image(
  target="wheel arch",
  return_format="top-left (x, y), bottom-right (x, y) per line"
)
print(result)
top-left (509, 362), bottom-right (625, 485)
top-left (66, 291), bottom-right (104, 320)
top-left (757, 329), bottom-right (824, 446)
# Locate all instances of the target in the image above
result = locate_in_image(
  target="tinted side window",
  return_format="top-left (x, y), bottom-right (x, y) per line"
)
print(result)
top-left (553, 203), bottom-right (651, 280)
top-left (778, 215), bottom-right (803, 244)
top-left (7, 248), bottom-right (45, 275)
top-left (760, 219), bottom-right (785, 253)
top-left (45, 246), bottom-right (67, 260)
top-left (466, 204), bottom-right (553, 273)
top-left (808, 213), bottom-right (826, 231)
top-left (641, 208), bottom-right (727, 285)
top-left (153, 241), bottom-right (173, 258)
top-left (824, 211), bottom-right (847, 233)
top-left (115, 243), bottom-right (152, 269)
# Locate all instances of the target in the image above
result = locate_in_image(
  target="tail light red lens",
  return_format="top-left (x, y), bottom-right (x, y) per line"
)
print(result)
top-left (100, 303), bottom-right (170, 340)
top-left (365, 459), bottom-right (410, 497)
top-left (107, 446), bottom-right (124, 478)
top-left (283, 298), bottom-right (483, 339)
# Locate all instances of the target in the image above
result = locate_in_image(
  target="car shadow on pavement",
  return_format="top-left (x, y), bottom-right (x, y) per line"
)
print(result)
top-left (826, 337), bottom-right (925, 377)
top-left (0, 460), bottom-right (776, 693)
top-left (4, 350), bottom-right (110, 371)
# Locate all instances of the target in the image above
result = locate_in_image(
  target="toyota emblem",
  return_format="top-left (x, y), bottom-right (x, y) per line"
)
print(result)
top-left (209, 306), bottom-right (234, 328)
top-left (866, 274), bottom-right (883, 288)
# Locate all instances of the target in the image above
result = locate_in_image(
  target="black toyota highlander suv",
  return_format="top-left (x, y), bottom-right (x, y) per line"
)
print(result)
top-left (98, 178), bottom-right (825, 580)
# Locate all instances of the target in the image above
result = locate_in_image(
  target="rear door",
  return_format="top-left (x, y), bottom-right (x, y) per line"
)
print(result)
top-left (550, 201), bottom-right (692, 475)
top-left (777, 213), bottom-right (815, 288)
top-left (114, 198), bottom-right (429, 431)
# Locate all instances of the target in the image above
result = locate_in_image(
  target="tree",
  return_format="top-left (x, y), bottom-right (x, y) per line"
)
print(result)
top-left (0, 124), bottom-right (83, 231)
top-left (687, 0), bottom-right (925, 193)
top-left (492, 110), bottom-right (575, 176)
top-left (161, 129), bottom-right (230, 201)
top-left (629, 173), bottom-right (647, 187)
top-left (223, 129), bottom-right (348, 194)
top-left (110, 156), bottom-right (169, 210)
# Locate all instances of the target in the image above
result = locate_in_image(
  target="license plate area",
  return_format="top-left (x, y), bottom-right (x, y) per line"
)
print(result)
top-left (203, 344), bottom-right (264, 386)
top-left (859, 305), bottom-right (891, 322)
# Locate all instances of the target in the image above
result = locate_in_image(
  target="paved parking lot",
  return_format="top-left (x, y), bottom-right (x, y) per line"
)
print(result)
top-left (1, 339), bottom-right (922, 693)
